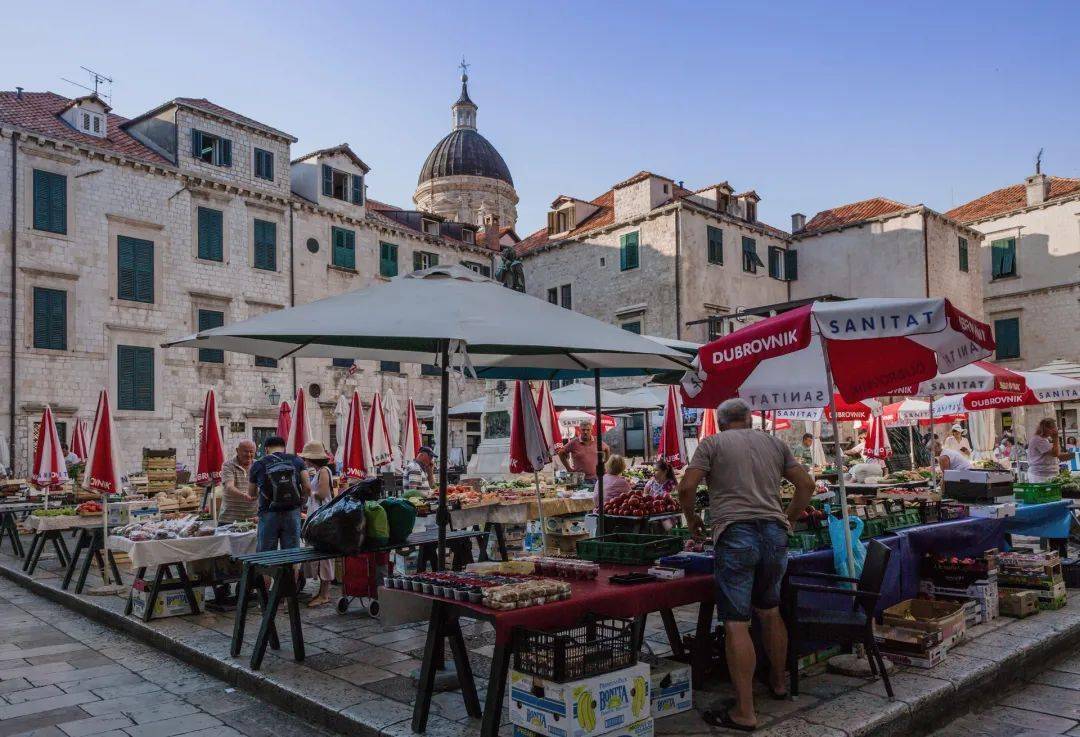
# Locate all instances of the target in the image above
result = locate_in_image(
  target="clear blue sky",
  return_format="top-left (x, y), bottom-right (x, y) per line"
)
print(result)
top-left (4, 0), bottom-right (1079, 235)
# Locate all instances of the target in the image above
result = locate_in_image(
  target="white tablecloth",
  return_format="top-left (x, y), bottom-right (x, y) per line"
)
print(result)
top-left (26, 515), bottom-right (104, 532)
top-left (106, 532), bottom-right (256, 568)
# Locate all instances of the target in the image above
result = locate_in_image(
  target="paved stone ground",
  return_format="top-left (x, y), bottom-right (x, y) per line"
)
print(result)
top-left (929, 644), bottom-right (1080, 737)
top-left (0, 576), bottom-right (341, 737)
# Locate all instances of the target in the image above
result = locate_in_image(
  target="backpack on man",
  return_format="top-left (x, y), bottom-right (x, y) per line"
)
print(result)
top-left (262, 453), bottom-right (303, 511)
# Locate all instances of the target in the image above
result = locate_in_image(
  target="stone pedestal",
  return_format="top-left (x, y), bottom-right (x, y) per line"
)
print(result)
top-left (466, 380), bottom-right (513, 478)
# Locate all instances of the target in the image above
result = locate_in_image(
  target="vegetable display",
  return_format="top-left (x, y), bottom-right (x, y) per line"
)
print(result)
top-left (602, 489), bottom-right (679, 517)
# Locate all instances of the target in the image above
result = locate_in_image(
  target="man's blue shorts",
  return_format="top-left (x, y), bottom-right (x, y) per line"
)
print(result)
top-left (714, 520), bottom-right (789, 622)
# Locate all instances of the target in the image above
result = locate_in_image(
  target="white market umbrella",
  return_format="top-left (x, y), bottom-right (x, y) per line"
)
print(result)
top-left (285, 388), bottom-right (313, 455)
top-left (31, 406), bottom-right (68, 508)
top-left (536, 382), bottom-right (564, 452)
top-left (383, 389), bottom-right (403, 471)
top-left (333, 394), bottom-right (349, 460)
top-left (403, 399), bottom-right (423, 462)
top-left (550, 383), bottom-right (662, 413)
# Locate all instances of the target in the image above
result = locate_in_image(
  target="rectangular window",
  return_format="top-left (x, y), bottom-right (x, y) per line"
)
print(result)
top-left (958, 237), bottom-right (969, 273)
top-left (619, 231), bottom-right (640, 271)
top-left (421, 363), bottom-right (442, 376)
top-left (322, 165), bottom-right (363, 204)
top-left (547, 287), bottom-right (558, 305)
top-left (117, 235), bottom-right (154, 303)
top-left (768, 246), bottom-right (784, 279)
top-left (784, 249), bottom-right (798, 281)
top-left (332, 227), bottom-right (356, 270)
top-left (560, 284), bottom-right (572, 310)
top-left (197, 207), bottom-right (224, 262)
top-left (991, 238), bottom-right (1016, 279)
top-left (422, 219), bottom-right (440, 236)
top-left (332, 358), bottom-right (354, 368)
top-left (413, 251), bottom-right (439, 271)
top-left (32, 170), bottom-right (67, 234)
top-left (254, 148), bottom-right (274, 181)
top-left (191, 130), bottom-right (231, 167)
top-left (254, 356), bottom-right (278, 368)
top-left (117, 345), bottom-right (154, 411)
top-left (197, 309), bottom-right (225, 363)
top-left (462, 229), bottom-right (476, 245)
top-left (621, 320), bottom-right (642, 334)
top-left (707, 226), bottom-right (723, 265)
top-left (994, 317), bottom-right (1020, 360)
top-left (33, 287), bottom-right (67, 350)
top-left (461, 261), bottom-right (491, 277)
top-left (379, 361), bottom-right (401, 373)
top-left (379, 241), bottom-right (398, 277)
top-left (742, 236), bottom-right (763, 273)
top-left (253, 219), bottom-right (277, 271)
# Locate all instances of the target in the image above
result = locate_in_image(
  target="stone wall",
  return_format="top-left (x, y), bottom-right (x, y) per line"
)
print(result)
top-left (924, 213), bottom-right (984, 318)
top-left (412, 175), bottom-right (518, 230)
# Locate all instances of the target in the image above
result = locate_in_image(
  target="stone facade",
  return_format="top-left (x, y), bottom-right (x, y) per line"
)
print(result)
top-left (412, 174), bottom-right (517, 230)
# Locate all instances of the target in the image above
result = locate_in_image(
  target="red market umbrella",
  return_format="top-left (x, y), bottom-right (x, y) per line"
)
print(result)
top-left (194, 389), bottom-right (225, 485)
top-left (71, 418), bottom-right (89, 462)
top-left (83, 390), bottom-right (122, 496)
top-left (509, 381), bottom-right (552, 474)
top-left (536, 382), bottom-right (563, 453)
top-left (31, 406), bottom-right (68, 499)
top-left (658, 386), bottom-right (687, 468)
top-left (889, 360), bottom-right (1027, 397)
top-left (935, 369), bottom-right (1080, 414)
top-left (339, 391), bottom-right (372, 480)
top-left (698, 408), bottom-right (718, 441)
top-left (276, 400), bottom-right (292, 440)
top-left (864, 412), bottom-right (892, 460)
top-left (753, 411), bottom-right (792, 432)
top-left (367, 393), bottom-right (393, 469)
top-left (403, 399), bottom-right (423, 462)
top-left (558, 410), bottom-right (616, 434)
top-left (775, 395), bottom-right (874, 424)
top-left (285, 388), bottom-right (311, 455)
top-left (881, 398), bottom-right (931, 427)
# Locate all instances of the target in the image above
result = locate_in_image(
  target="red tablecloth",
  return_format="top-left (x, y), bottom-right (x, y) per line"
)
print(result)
top-left (409, 564), bottom-right (714, 644)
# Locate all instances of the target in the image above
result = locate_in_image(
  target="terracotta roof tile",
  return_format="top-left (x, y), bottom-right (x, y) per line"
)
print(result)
top-left (800, 197), bottom-right (912, 234)
top-left (945, 176), bottom-right (1080, 223)
top-left (291, 143), bottom-right (369, 172)
top-left (514, 227), bottom-right (551, 256)
top-left (0, 91), bottom-right (171, 166)
top-left (172, 97), bottom-right (295, 141)
top-left (612, 170), bottom-right (673, 189)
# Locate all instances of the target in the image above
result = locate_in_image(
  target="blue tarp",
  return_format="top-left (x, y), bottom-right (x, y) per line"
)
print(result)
top-left (1005, 500), bottom-right (1073, 539)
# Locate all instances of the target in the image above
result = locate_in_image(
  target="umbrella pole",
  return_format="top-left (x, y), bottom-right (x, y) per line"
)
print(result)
top-left (908, 425), bottom-right (915, 470)
top-left (594, 369), bottom-right (605, 538)
top-left (534, 471), bottom-right (546, 553)
top-left (436, 341), bottom-right (450, 571)
top-left (823, 359), bottom-right (857, 579)
top-left (643, 410), bottom-right (651, 462)
top-left (101, 494), bottom-right (111, 585)
top-left (928, 396), bottom-right (936, 488)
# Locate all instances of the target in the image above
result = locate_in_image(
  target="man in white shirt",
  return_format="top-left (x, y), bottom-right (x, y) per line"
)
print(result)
top-left (935, 442), bottom-right (973, 472)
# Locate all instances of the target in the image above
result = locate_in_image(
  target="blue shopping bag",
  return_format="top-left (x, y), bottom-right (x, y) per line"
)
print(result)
top-left (827, 512), bottom-right (867, 582)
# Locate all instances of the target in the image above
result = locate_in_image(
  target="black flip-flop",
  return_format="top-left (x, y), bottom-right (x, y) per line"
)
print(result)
top-left (702, 708), bottom-right (757, 732)
top-left (720, 687), bottom-right (789, 709)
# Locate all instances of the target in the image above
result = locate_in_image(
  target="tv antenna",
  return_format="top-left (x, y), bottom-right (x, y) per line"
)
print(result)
top-left (1035, 147), bottom-right (1044, 175)
top-left (61, 67), bottom-right (113, 103)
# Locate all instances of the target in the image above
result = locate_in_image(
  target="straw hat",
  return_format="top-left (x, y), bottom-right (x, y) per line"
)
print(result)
top-left (298, 440), bottom-right (330, 460)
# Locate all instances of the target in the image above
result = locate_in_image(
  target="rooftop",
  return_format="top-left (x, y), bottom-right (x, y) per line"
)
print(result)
top-left (798, 197), bottom-right (913, 234)
top-left (945, 175), bottom-right (1080, 223)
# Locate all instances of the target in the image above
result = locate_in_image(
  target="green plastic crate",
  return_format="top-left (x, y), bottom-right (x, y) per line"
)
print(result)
top-left (1015, 483), bottom-right (1062, 505)
top-left (575, 533), bottom-right (683, 564)
top-left (667, 527), bottom-right (692, 541)
top-left (861, 517), bottom-right (889, 540)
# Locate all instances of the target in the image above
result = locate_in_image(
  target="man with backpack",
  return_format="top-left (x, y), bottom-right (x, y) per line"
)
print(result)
top-left (248, 435), bottom-right (312, 552)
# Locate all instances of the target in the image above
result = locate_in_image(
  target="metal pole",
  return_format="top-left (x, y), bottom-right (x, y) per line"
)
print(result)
top-left (594, 369), bottom-right (605, 537)
top-left (436, 341), bottom-right (450, 571)
top-left (823, 355), bottom-right (856, 579)
top-left (928, 396), bottom-right (936, 487)
top-left (534, 470), bottom-right (546, 552)
top-left (643, 410), bottom-right (652, 462)
top-left (907, 425), bottom-right (915, 470)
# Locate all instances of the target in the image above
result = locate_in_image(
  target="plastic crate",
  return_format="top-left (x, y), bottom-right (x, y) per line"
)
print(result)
top-left (667, 527), bottom-right (692, 541)
top-left (861, 518), bottom-right (889, 540)
top-left (658, 551), bottom-right (715, 573)
top-left (575, 533), bottom-right (683, 564)
top-left (512, 618), bottom-right (636, 682)
top-left (886, 510), bottom-right (922, 531)
top-left (1015, 483), bottom-right (1062, 505)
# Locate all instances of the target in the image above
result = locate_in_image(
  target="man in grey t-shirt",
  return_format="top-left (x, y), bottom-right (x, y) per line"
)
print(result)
top-left (677, 398), bottom-right (814, 731)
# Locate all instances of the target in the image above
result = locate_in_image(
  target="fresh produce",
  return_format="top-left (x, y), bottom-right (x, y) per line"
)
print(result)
top-left (76, 501), bottom-right (102, 515)
top-left (602, 489), bottom-right (679, 517)
top-left (32, 507), bottom-right (77, 517)
top-left (115, 514), bottom-right (212, 541)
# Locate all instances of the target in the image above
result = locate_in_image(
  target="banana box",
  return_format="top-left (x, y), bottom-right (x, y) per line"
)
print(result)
top-left (508, 663), bottom-right (651, 737)
top-left (513, 718), bottom-right (654, 737)
top-left (648, 658), bottom-right (691, 718)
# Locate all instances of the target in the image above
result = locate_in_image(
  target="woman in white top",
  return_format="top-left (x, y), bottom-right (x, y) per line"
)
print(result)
top-left (299, 441), bottom-right (336, 607)
top-left (1027, 419), bottom-right (1071, 482)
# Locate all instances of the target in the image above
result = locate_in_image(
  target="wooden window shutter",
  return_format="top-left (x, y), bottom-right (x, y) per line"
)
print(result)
top-left (784, 249), bottom-right (798, 281)
top-left (254, 219), bottom-right (276, 270)
top-left (117, 235), bottom-right (153, 303)
top-left (134, 347), bottom-right (154, 410)
top-left (198, 208), bottom-right (223, 261)
top-left (191, 130), bottom-right (203, 159)
top-left (413, 251), bottom-right (423, 271)
top-left (219, 138), bottom-right (232, 167)
top-left (322, 165), bottom-right (333, 196)
top-left (352, 174), bottom-right (363, 204)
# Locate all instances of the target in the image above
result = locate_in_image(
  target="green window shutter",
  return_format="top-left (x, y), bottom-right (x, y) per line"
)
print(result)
top-left (254, 149), bottom-right (273, 180)
top-left (33, 288), bottom-right (66, 350)
top-left (191, 130), bottom-right (203, 159)
top-left (351, 174), bottom-right (363, 204)
top-left (197, 309), bottom-right (225, 363)
top-left (1002, 238), bottom-right (1016, 276)
top-left (958, 237), bottom-right (969, 272)
top-left (768, 247), bottom-right (783, 279)
top-left (253, 219), bottom-right (276, 271)
top-left (413, 251), bottom-right (423, 271)
top-left (991, 238), bottom-right (1016, 278)
top-left (707, 226), bottom-right (723, 264)
top-left (198, 207), bottom-right (223, 261)
top-left (430, 252), bottom-right (439, 267)
top-left (994, 318), bottom-right (1020, 360)
top-left (742, 237), bottom-right (763, 272)
top-left (322, 165), bottom-right (333, 196)
top-left (620, 232), bottom-right (639, 271)
top-left (784, 249), bottom-right (798, 281)
top-left (33, 170), bottom-right (66, 234)
top-left (255, 356), bottom-right (278, 368)
top-left (379, 242), bottom-right (398, 277)
top-left (332, 227), bottom-right (355, 269)
top-left (118, 345), bottom-right (154, 411)
top-left (621, 321), bottom-right (642, 334)
top-left (219, 138), bottom-right (232, 167)
top-left (117, 235), bottom-right (154, 303)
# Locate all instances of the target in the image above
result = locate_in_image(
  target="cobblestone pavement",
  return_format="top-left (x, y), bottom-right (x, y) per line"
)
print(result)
top-left (928, 644), bottom-right (1080, 737)
top-left (0, 578), bottom-right (341, 737)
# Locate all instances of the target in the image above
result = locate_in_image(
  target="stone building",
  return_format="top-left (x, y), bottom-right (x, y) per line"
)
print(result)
top-left (788, 198), bottom-right (985, 318)
top-left (0, 89), bottom-right (498, 474)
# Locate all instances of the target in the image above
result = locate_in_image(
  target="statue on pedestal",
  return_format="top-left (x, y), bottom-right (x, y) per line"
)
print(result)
top-left (495, 245), bottom-right (525, 292)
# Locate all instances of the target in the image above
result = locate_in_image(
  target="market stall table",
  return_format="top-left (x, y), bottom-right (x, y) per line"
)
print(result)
top-left (61, 526), bottom-right (123, 594)
top-left (406, 563), bottom-right (715, 737)
top-left (448, 496), bottom-right (595, 561)
top-left (1005, 500), bottom-right (1075, 556)
top-left (22, 513), bottom-right (101, 573)
top-left (109, 531), bottom-right (257, 621)
top-left (0, 501), bottom-right (40, 558)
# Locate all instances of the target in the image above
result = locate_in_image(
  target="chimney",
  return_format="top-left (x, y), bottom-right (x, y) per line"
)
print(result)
top-left (484, 213), bottom-right (501, 251)
top-left (1025, 173), bottom-right (1050, 206)
top-left (791, 213), bottom-right (806, 233)
top-left (15, 87), bottom-right (23, 100)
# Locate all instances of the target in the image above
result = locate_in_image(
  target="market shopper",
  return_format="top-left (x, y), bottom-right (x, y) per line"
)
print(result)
top-left (943, 424), bottom-right (966, 452)
top-left (220, 440), bottom-right (258, 524)
top-left (249, 435), bottom-right (311, 553)
top-left (843, 428), bottom-right (867, 460)
top-left (1027, 419), bottom-right (1072, 482)
top-left (676, 398), bottom-right (815, 731)
top-left (558, 422), bottom-right (610, 482)
top-left (299, 441), bottom-right (336, 607)
top-left (595, 454), bottom-right (631, 505)
top-left (644, 458), bottom-right (677, 496)
top-left (404, 445), bottom-right (436, 492)
top-left (793, 433), bottom-right (815, 466)
top-left (61, 443), bottom-right (79, 469)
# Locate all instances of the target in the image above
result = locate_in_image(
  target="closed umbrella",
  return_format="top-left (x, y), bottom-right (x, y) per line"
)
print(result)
top-left (384, 389), bottom-right (403, 471)
top-left (340, 391), bottom-right (372, 480)
top-left (84, 390), bottom-right (122, 585)
top-left (286, 388), bottom-right (311, 455)
top-left (368, 393), bottom-right (393, 469)
top-left (536, 383), bottom-right (563, 453)
top-left (509, 381), bottom-right (553, 551)
top-left (276, 400), bottom-right (292, 441)
top-left (698, 408), bottom-right (718, 440)
top-left (71, 418), bottom-right (89, 462)
top-left (658, 386), bottom-right (687, 468)
top-left (333, 394), bottom-right (349, 460)
top-left (195, 389), bottom-right (225, 521)
top-left (32, 406), bottom-right (68, 508)
top-left (864, 412), bottom-right (892, 461)
top-left (403, 399), bottom-right (423, 462)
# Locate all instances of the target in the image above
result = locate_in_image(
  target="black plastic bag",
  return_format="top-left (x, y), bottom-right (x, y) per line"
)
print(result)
top-left (301, 478), bottom-right (379, 554)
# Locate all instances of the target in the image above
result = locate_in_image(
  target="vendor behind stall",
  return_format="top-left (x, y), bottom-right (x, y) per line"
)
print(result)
top-left (221, 440), bottom-right (257, 524)
top-left (1028, 419), bottom-right (1072, 482)
top-left (558, 422), bottom-right (610, 482)
top-left (844, 428), bottom-right (868, 461)
top-left (943, 424), bottom-right (966, 452)
top-left (935, 441), bottom-right (973, 473)
top-left (403, 446), bottom-right (436, 492)
top-left (793, 433), bottom-right (815, 467)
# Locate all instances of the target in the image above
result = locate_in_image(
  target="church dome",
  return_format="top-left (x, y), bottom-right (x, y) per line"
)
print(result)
top-left (418, 128), bottom-right (513, 187)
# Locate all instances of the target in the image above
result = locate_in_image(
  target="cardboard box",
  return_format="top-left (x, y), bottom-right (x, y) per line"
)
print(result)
top-left (128, 580), bottom-right (202, 619)
top-left (513, 718), bottom-right (654, 737)
top-left (881, 642), bottom-right (948, 669)
top-left (967, 503), bottom-right (1017, 518)
top-left (882, 599), bottom-right (966, 641)
top-left (999, 589), bottom-right (1039, 618)
top-left (508, 663), bottom-right (651, 737)
top-left (649, 659), bottom-right (691, 719)
top-left (107, 499), bottom-right (159, 526)
top-left (545, 516), bottom-right (589, 536)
